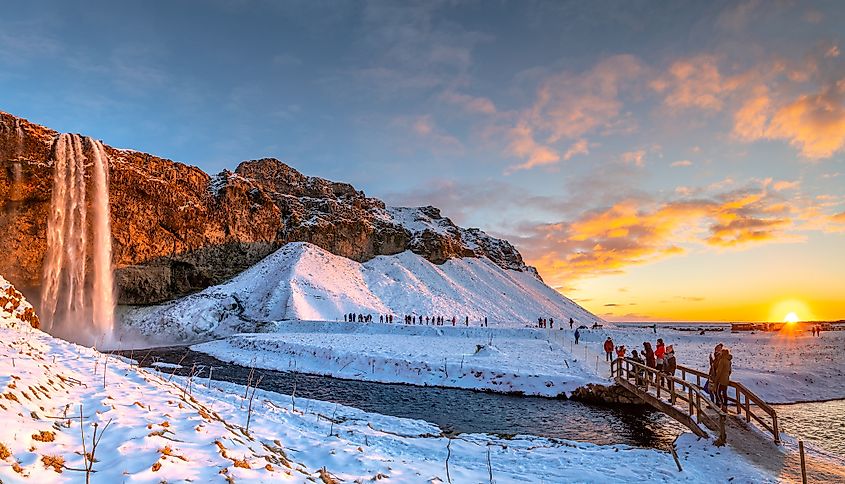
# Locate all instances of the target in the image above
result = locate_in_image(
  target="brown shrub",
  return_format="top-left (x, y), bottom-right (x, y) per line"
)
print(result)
top-left (32, 431), bottom-right (55, 442)
top-left (41, 454), bottom-right (64, 473)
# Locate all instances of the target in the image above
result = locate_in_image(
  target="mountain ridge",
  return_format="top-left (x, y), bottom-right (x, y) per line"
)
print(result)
top-left (0, 111), bottom-right (541, 305)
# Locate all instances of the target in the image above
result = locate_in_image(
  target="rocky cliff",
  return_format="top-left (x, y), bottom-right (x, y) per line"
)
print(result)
top-left (0, 111), bottom-right (540, 305)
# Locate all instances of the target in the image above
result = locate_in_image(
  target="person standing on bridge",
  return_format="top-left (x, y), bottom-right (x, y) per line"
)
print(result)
top-left (664, 345), bottom-right (676, 377)
top-left (574, 328), bottom-right (581, 345)
top-left (708, 343), bottom-right (723, 405)
top-left (616, 345), bottom-right (626, 359)
top-left (716, 346), bottom-right (732, 412)
top-left (655, 338), bottom-right (666, 373)
top-left (643, 342), bottom-right (655, 368)
top-left (604, 337), bottom-right (614, 362)
top-left (569, 317), bottom-right (574, 329)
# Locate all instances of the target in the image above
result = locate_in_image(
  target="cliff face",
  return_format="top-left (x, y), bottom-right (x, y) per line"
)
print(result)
top-left (0, 111), bottom-right (540, 305)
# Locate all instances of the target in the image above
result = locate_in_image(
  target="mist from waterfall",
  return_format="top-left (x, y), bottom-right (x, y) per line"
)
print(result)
top-left (41, 133), bottom-right (115, 347)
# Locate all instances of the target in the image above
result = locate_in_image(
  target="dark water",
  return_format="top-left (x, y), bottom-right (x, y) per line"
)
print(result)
top-left (121, 347), bottom-right (686, 450)
top-left (774, 400), bottom-right (845, 457)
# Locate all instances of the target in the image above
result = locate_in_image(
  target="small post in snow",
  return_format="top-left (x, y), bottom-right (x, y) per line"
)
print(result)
top-left (799, 440), bottom-right (807, 484)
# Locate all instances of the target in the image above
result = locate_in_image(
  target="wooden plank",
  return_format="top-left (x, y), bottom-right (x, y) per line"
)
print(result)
top-left (616, 378), bottom-right (709, 438)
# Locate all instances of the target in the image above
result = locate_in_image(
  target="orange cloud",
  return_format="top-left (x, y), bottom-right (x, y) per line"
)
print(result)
top-left (506, 122), bottom-right (559, 172)
top-left (652, 55), bottom-right (741, 111)
top-left (671, 160), bottom-right (693, 167)
top-left (765, 82), bottom-right (845, 158)
top-left (519, 183), bottom-right (800, 288)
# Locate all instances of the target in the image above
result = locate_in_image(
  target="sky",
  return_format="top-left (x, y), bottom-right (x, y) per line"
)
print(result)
top-left (2, 0), bottom-right (844, 322)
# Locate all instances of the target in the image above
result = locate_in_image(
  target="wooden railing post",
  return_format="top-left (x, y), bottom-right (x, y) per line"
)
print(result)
top-left (744, 393), bottom-right (751, 423)
top-left (735, 386), bottom-right (741, 414)
top-left (773, 414), bottom-right (780, 444)
top-left (670, 379), bottom-right (676, 404)
top-left (688, 388), bottom-right (694, 417)
top-left (695, 392), bottom-right (701, 423)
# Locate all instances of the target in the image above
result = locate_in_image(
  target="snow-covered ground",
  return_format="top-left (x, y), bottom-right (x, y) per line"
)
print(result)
top-left (120, 242), bottom-right (598, 344)
top-left (193, 321), bottom-right (600, 397)
top-left (1, 276), bottom-right (787, 482)
top-left (193, 320), bottom-right (845, 405)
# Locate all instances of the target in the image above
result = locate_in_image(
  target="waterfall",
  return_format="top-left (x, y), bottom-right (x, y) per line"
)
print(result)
top-left (41, 133), bottom-right (115, 347)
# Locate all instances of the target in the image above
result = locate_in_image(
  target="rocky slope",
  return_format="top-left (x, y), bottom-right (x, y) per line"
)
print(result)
top-left (0, 111), bottom-right (539, 305)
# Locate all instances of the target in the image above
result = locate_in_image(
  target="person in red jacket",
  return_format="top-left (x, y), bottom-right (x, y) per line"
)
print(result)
top-left (604, 337), bottom-right (614, 362)
top-left (655, 338), bottom-right (666, 373)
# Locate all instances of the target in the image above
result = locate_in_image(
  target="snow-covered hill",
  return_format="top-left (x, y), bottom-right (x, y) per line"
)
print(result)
top-left (121, 242), bottom-right (598, 344)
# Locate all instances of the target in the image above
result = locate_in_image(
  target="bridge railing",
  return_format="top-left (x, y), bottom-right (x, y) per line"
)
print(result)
top-left (675, 364), bottom-right (780, 443)
top-left (612, 358), bottom-right (727, 445)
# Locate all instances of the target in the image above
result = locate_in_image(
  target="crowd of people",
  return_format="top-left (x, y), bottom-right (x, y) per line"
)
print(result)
top-left (342, 313), bottom-right (490, 327)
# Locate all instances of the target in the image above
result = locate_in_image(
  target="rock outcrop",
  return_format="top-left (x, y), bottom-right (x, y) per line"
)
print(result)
top-left (0, 111), bottom-right (540, 305)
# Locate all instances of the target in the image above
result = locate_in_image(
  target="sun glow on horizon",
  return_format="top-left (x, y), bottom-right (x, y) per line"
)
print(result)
top-left (770, 299), bottom-right (815, 323)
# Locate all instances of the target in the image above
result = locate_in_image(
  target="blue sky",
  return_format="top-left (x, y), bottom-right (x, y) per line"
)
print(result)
top-left (3, 1), bottom-right (845, 320)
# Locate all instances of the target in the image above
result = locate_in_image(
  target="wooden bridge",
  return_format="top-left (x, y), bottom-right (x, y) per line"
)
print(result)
top-left (610, 358), bottom-right (780, 446)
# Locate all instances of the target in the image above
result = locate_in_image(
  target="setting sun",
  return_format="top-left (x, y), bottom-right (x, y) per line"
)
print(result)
top-left (784, 312), bottom-right (800, 324)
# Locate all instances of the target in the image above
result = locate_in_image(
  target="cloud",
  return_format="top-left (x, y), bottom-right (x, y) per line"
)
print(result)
top-left (393, 114), bottom-right (463, 155)
top-left (764, 82), bottom-right (845, 159)
top-left (439, 91), bottom-right (496, 114)
top-left (505, 55), bottom-right (645, 171)
top-left (562, 139), bottom-right (590, 161)
top-left (671, 160), bottom-right (693, 167)
top-left (621, 150), bottom-right (646, 167)
top-left (506, 123), bottom-right (560, 172)
top-left (652, 55), bottom-right (741, 111)
top-left (772, 180), bottom-right (799, 191)
top-left (515, 181), bottom-right (799, 288)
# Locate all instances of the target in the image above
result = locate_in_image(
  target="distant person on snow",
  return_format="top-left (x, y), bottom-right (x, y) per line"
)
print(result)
top-left (484, 317), bottom-right (488, 327)
top-left (716, 346), bottom-right (732, 412)
top-left (549, 318), bottom-right (554, 329)
top-left (569, 317), bottom-right (574, 329)
top-left (574, 328), bottom-right (581, 345)
top-left (604, 337), bottom-right (614, 362)
top-left (466, 316), bottom-right (469, 326)
top-left (652, 323), bottom-right (657, 334)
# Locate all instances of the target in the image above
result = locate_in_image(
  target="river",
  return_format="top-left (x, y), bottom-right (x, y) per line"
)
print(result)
top-left (120, 346), bottom-right (844, 456)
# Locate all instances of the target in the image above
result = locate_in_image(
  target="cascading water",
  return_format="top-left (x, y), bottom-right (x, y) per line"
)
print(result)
top-left (40, 133), bottom-right (115, 347)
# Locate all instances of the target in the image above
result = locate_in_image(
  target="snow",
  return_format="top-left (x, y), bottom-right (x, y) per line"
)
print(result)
top-left (121, 242), bottom-right (597, 344)
top-left (193, 321), bottom-right (601, 397)
top-left (0, 276), bottom-right (786, 482)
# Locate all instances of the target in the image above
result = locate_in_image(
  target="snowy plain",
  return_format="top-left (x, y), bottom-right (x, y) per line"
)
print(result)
top-left (0, 276), bottom-right (785, 483)
top-left (193, 321), bottom-right (601, 398)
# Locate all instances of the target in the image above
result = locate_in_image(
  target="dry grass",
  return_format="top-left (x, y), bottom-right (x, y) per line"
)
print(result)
top-left (151, 461), bottom-right (162, 472)
top-left (12, 462), bottom-right (24, 474)
top-left (41, 454), bottom-right (65, 473)
top-left (31, 430), bottom-right (55, 442)
top-left (232, 457), bottom-right (250, 469)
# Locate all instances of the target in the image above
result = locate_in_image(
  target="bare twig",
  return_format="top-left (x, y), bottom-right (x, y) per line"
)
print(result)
top-left (245, 375), bottom-right (264, 433)
top-left (445, 438), bottom-right (453, 484)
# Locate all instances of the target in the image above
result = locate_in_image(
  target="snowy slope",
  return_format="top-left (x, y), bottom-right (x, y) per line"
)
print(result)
top-left (121, 242), bottom-right (598, 344)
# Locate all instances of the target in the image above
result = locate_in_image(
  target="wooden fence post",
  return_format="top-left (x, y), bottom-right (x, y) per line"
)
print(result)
top-left (799, 440), bottom-right (807, 484)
